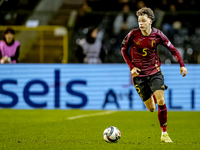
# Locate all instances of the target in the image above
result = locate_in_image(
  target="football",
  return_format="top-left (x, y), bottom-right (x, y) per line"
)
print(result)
top-left (103, 126), bottom-right (121, 143)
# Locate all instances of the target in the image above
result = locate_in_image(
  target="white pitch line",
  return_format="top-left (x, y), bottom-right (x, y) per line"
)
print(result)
top-left (67, 110), bottom-right (116, 120)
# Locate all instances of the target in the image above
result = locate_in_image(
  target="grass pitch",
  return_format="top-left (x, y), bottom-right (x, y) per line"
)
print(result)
top-left (0, 109), bottom-right (199, 150)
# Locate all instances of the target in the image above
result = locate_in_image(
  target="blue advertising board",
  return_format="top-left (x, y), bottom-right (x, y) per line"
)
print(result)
top-left (0, 64), bottom-right (199, 110)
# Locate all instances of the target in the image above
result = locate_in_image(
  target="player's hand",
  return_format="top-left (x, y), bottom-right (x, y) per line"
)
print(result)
top-left (180, 67), bottom-right (187, 77)
top-left (130, 67), bottom-right (141, 77)
top-left (1, 56), bottom-right (11, 64)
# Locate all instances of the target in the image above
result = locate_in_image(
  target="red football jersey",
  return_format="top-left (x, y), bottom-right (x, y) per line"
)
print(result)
top-left (121, 27), bottom-right (185, 77)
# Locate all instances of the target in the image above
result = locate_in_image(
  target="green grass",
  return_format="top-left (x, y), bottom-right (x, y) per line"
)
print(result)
top-left (0, 109), bottom-right (199, 150)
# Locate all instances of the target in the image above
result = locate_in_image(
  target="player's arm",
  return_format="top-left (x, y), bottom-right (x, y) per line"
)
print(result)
top-left (160, 31), bottom-right (187, 77)
top-left (121, 31), bottom-right (137, 70)
top-left (121, 31), bottom-right (141, 77)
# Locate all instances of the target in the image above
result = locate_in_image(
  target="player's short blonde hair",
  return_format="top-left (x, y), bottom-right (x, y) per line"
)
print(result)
top-left (136, 7), bottom-right (155, 21)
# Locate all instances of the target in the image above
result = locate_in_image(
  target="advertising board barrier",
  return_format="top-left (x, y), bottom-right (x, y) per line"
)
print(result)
top-left (0, 64), bottom-right (199, 110)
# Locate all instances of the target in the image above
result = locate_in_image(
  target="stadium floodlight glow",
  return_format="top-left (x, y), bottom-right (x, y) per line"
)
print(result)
top-left (26, 20), bottom-right (39, 28)
top-left (54, 27), bottom-right (67, 36)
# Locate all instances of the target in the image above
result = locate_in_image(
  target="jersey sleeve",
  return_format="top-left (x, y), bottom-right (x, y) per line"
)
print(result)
top-left (121, 31), bottom-right (135, 71)
top-left (159, 31), bottom-right (185, 67)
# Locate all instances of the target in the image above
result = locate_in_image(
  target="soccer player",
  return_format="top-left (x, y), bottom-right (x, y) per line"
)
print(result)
top-left (121, 7), bottom-right (187, 143)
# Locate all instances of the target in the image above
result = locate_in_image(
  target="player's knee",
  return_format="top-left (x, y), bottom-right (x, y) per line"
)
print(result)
top-left (157, 98), bottom-right (165, 105)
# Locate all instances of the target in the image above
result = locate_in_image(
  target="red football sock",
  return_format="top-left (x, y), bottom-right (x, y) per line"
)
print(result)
top-left (158, 104), bottom-right (167, 132)
top-left (153, 94), bottom-right (157, 104)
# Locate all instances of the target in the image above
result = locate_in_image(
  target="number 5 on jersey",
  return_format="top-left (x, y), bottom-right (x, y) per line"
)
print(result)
top-left (142, 48), bottom-right (147, 56)
top-left (135, 84), bottom-right (140, 93)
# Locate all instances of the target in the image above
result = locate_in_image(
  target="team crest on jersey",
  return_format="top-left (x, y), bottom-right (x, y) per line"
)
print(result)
top-left (151, 40), bottom-right (156, 47)
top-left (136, 41), bottom-right (140, 45)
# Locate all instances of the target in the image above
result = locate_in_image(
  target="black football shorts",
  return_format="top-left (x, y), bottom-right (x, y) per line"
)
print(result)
top-left (133, 71), bottom-right (167, 102)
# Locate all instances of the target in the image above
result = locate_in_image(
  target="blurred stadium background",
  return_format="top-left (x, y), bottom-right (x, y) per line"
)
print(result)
top-left (1, 0), bottom-right (200, 64)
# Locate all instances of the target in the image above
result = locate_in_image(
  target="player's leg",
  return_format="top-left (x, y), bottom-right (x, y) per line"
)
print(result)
top-left (153, 90), bottom-right (167, 131)
top-left (150, 72), bottom-right (172, 142)
top-left (152, 94), bottom-right (157, 104)
top-left (143, 95), bottom-right (155, 112)
top-left (154, 90), bottom-right (172, 142)
top-left (133, 76), bottom-right (156, 112)
top-left (133, 75), bottom-right (157, 112)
